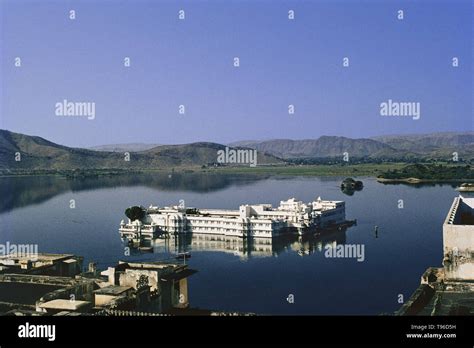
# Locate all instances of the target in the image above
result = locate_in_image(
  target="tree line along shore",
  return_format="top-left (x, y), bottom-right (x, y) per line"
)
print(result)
top-left (0, 162), bottom-right (472, 183)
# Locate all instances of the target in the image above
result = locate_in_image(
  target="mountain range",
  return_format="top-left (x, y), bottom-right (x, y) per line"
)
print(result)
top-left (229, 132), bottom-right (474, 159)
top-left (0, 130), bottom-right (282, 170)
top-left (0, 130), bottom-right (472, 171)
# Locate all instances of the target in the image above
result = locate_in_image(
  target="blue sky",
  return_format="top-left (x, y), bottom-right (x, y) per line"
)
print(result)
top-left (1, 0), bottom-right (472, 147)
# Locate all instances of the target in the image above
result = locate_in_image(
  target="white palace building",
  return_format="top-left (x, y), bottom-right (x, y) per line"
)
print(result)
top-left (119, 197), bottom-right (346, 239)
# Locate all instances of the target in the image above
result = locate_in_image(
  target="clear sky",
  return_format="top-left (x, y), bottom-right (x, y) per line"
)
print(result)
top-left (0, 0), bottom-right (472, 147)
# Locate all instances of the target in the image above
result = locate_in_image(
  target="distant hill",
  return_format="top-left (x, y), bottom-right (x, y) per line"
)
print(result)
top-left (230, 132), bottom-right (474, 159)
top-left (89, 143), bottom-right (161, 152)
top-left (0, 130), bottom-right (282, 171)
top-left (229, 136), bottom-right (407, 159)
top-left (371, 132), bottom-right (474, 157)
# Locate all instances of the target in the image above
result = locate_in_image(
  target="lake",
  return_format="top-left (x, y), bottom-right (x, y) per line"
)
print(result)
top-left (0, 173), bottom-right (459, 315)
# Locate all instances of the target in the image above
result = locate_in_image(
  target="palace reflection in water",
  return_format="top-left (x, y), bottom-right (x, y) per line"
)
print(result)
top-left (125, 226), bottom-right (351, 260)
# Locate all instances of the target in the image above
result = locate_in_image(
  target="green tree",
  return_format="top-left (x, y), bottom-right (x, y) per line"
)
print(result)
top-left (125, 206), bottom-right (146, 221)
top-left (136, 274), bottom-right (149, 289)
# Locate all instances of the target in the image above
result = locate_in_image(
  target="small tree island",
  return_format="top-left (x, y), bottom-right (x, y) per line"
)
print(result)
top-left (341, 178), bottom-right (364, 189)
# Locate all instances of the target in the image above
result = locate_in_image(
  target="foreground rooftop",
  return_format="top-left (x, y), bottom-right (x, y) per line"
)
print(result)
top-left (397, 268), bottom-right (474, 315)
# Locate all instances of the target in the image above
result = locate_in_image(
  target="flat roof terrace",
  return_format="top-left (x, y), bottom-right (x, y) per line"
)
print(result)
top-left (455, 199), bottom-right (474, 225)
top-left (445, 197), bottom-right (474, 225)
top-left (0, 282), bottom-right (63, 305)
top-left (0, 253), bottom-right (75, 263)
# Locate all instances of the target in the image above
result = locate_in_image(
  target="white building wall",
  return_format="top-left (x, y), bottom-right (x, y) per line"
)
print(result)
top-left (443, 224), bottom-right (474, 255)
top-left (120, 197), bottom-right (347, 238)
top-left (443, 197), bottom-right (474, 255)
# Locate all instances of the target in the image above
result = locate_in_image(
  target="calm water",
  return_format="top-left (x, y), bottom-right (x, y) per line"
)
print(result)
top-left (0, 173), bottom-right (459, 315)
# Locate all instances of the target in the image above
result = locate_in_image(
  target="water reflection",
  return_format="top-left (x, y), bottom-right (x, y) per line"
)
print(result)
top-left (1, 173), bottom-right (459, 214)
top-left (125, 227), bottom-right (351, 260)
top-left (378, 181), bottom-right (460, 189)
top-left (340, 186), bottom-right (362, 196)
top-left (0, 173), bottom-right (267, 213)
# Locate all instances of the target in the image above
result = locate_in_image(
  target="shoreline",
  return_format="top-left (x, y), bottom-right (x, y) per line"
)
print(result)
top-left (0, 162), bottom-right (471, 183)
top-left (376, 177), bottom-right (474, 184)
top-left (0, 163), bottom-right (406, 178)
top-left (376, 178), bottom-right (474, 185)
